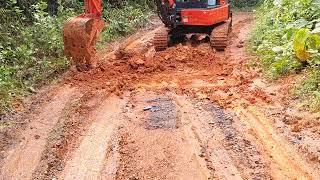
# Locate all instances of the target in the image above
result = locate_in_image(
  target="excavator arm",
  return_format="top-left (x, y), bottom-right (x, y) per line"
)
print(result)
top-left (83, 0), bottom-right (102, 17)
top-left (155, 0), bottom-right (177, 27)
top-left (62, 0), bottom-right (104, 71)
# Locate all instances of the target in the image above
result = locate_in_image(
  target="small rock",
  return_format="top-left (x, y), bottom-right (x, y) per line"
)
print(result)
top-left (164, 54), bottom-right (171, 60)
top-left (34, 135), bottom-right (40, 139)
top-left (135, 58), bottom-right (145, 65)
top-left (269, 92), bottom-right (276, 96)
top-left (307, 153), bottom-right (319, 162)
top-left (129, 174), bottom-right (139, 180)
top-left (105, 81), bottom-right (111, 86)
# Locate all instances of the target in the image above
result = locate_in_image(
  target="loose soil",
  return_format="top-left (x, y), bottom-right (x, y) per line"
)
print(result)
top-left (0, 12), bottom-right (319, 180)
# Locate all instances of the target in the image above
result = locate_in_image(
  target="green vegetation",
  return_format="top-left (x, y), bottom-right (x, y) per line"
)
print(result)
top-left (98, 2), bottom-right (151, 47)
top-left (0, 1), bottom-right (72, 113)
top-left (0, 0), bottom-right (151, 114)
top-left (230, 0), bottom-right (262, 9)
top-left (250, 0), bottom-right (320, 109)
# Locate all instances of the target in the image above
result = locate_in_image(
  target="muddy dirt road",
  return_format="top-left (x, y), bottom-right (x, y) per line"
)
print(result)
top-left (1, 12), bottom-right (320, 180)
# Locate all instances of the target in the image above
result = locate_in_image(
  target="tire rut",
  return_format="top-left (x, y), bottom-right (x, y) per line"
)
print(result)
top-left (59, 96), bottom-right (127, 180)
top-left (234, 105), bottom-right (318, 179)
top-left (0, 86), bottom-right (77, 180)
top-left (174, 95), bottom-right (272, 179)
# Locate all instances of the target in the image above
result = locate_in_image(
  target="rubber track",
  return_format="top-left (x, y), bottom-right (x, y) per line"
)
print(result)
top-left (210, 19), bottom-right (232, 51)
top-left (154, 29), bottom-right (168, 52)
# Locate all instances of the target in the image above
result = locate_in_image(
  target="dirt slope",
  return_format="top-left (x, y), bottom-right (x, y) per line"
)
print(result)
top-left (0, 12), bottom-right (319, 180)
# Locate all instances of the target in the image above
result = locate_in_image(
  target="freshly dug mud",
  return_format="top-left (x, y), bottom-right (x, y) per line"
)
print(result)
top-left (63, 44), bottom-right (226, 95)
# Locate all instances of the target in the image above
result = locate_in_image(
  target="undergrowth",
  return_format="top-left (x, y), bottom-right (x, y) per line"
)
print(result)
top-left (97, 2), bottom-right (151, 48)
top-left (0, 1), bottom-right (73, 114)
top-left (250, 0), bottom-right (320, 110)
top-left (229, 0), bottom-right (262, 10)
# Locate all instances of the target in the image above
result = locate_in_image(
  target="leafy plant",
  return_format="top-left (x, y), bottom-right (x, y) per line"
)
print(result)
top-left (292, 28), bottom-right (320, 61)
top-left (97, 3), bottom-right (151, 46)
top-left (250, 0), bottom-right (320, 109)
top-left (229, 0), bottom-right (262, 9)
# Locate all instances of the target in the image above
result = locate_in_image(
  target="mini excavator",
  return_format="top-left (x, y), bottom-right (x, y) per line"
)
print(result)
top-left (62, 0), bottom-right (232, 70)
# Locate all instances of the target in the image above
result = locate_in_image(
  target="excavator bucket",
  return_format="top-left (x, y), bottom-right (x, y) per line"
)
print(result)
top-left (62, 17), bottom-right (104, 71)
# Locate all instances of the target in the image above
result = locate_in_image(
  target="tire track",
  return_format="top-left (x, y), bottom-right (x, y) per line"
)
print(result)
top-left (59, 96), bottom-right (126, 180)
top-left (174, 95), bottom-right (272, 179)
top-left (234, 105), bottom-right (318, 179)
top-left (0, 86), bottom-right (77, 180)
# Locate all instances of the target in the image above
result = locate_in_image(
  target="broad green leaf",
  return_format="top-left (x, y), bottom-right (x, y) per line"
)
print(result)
top-left (293, 28), bottom-right (309, 52)
top-left (293, 28), bottom-right (310, 60)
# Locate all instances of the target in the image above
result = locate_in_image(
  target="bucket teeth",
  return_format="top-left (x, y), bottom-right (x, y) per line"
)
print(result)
top-left (153, 29), bottom-right (168, 52)
top-left (210, 19), bottom-right (232, 51)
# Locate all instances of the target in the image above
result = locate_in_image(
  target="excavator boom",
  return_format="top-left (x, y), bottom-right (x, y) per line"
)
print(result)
top-left (84, 0), bottom-right (102, 16)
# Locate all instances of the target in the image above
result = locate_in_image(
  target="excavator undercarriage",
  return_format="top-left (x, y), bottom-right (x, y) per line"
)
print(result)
top-left (153, 0), bottom-right (232, 52)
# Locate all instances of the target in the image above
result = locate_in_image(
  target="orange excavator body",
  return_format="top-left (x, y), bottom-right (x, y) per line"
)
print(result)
top-left (180, 4), bottom-right (230, 26)
top-left (154, 0), bottom-right (232, 51)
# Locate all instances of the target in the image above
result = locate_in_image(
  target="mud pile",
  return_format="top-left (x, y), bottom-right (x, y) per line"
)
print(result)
top-left (63, 44), bottom-right (224, 94)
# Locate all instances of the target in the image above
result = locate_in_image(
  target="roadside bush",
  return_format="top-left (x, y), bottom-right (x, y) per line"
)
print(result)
top-left (98, 3), bottom-right (151, 45)
top-left (250, 0), bottom-right (320, 109)
top-left (0, 1), bottom-right (74, 113)
top-left (296, 68), bottom-right (320, 110)
top-left (229, 0), bottom-right (262, 9)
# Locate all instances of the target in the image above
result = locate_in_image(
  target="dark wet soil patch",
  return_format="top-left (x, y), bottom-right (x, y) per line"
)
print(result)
top-left (145, 97), bottom-right (178, 129)
top-left (202, 103), bottom-right (272, 179)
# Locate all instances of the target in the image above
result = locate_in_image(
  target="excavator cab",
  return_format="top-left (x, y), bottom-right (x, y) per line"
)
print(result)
top-left (175, 0), bottom-right (216, 8)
